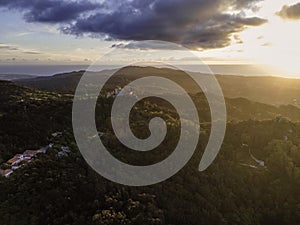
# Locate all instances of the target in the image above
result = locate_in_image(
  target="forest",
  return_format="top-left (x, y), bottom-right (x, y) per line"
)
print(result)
top-left (1, 71), bottom-right (300, 225)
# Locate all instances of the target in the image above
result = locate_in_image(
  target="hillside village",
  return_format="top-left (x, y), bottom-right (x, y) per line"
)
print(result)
top-left (106, 86), bottom-right (136, 98)
top-left (0, 131), bottom-right (65, 178)
top-left (0, 86), bottom-right (133, 179)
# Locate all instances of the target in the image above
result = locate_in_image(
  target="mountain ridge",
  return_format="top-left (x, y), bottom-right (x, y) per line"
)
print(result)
top-left (9, 66), bottom-right (300, 107)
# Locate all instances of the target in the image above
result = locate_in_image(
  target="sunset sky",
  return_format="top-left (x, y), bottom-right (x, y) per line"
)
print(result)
top-left (0, 0), bottom-right (300, 76)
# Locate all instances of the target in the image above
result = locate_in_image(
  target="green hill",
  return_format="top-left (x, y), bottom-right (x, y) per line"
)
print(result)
top-left (0, 80), bottom-right (72, 161)
top-left (1, 79), bottom-right (300, 225)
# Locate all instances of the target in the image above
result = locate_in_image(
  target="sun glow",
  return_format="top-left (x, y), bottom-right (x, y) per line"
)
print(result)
top-left (236, 0), bottom-right (300, 76)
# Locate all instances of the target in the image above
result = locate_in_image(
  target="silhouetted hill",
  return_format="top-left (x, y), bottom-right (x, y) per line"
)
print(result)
top-left (15, 66), bottom-right (300, 107)
top-left (16, 71), bottom-right (85, 93)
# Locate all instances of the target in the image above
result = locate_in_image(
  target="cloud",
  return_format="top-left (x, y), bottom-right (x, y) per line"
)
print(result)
top-left (0, 0), bottom-right (99, 23)
top-left (257, 35), bottom-right (264, 39)
top-left (234, 35), bottom-right (244, 44)
top-left (277, 3), bottom-right (300, 20)
top-left (176, 14), bottom-right (267, 49)
top-left (23, 51), bottom-right (41, 54)
top-left (261, 42), bottom-right (272, 47)
top-left (109, 14), bottom-right (266, 50)
top-left (63, 0), bottom-right (267, 50)
top-left (0, 0), bottom-right (267, 49)
top-left (0, 43), bottom-right (41, 55)
top-left (111, 40), bottom-right (182, 50)
top-left (0, 44), bottom-right (19, 51)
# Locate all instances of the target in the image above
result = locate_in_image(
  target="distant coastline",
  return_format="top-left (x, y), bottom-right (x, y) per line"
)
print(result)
top-left (0, 64), bottom-right (297, 78)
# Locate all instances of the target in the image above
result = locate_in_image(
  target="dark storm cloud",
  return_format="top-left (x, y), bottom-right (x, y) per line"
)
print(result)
top-left (177, 14), bottom-right (267, 49)
top-left (277, 3), bottom-right (300, 20)
top-left (110, 13), bottom-right (266, 49)
top-left (62, 0), bottom-right (267, 49)
top-left (0, 0), bottom-right (99, 23)
top-left (0, 0), bottom-right (267, 49)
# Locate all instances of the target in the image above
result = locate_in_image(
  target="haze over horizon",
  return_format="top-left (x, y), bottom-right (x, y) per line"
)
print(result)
top-left (0, 64), bottom-right (292, 78)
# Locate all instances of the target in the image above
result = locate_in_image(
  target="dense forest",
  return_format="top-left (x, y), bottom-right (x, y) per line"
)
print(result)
top-left (1, 74), bottom-right (300, 225)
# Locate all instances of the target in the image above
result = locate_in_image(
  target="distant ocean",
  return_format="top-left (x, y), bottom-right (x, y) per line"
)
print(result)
top-left (0, 64), bottom-right (290, 77)
top-left (0, 65), bottom-right (101, 76)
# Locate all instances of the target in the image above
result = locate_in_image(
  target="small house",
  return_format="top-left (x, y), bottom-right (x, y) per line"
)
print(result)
top-left (48, 143), bottom-right (54, 148)
top-left (57, 146), bottom-right (71, 158)
top-left (7, 156), bottom-right (22, 166)
top-left (39, 147), bottom-right (47, 154)
top-left (2, 169), bottom-right (13, 178)
top-left (61, 146), bottom-right (70, 153)
top-left (23, 150), bottom-right (38, 160)
top-left (15, 154), bottom-right (24, 159)
top-left (12, 164), bottom-right (21, 170)
top-left (51, 132), bottom-right (63, 138)
top-left (12, 159), bottom-right (27, 170)
top-left (36, 148), bottom-right (46, 154)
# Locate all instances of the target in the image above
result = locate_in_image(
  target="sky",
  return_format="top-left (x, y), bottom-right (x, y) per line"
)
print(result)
top-left (0, 0), bottom-right (300, 77)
